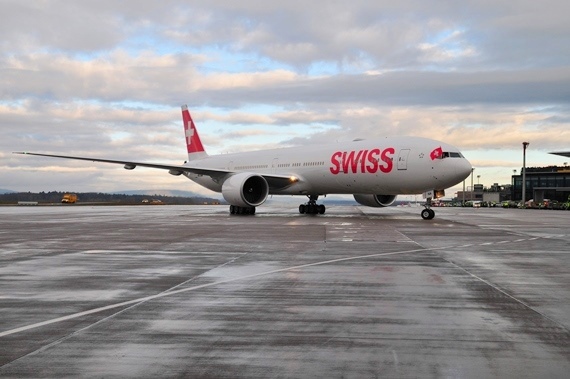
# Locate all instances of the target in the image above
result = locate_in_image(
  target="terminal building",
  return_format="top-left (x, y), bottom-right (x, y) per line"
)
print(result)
top-left (455, 183), bottom-right (512, 204)
top-left (511, 151), bottom-right (570, 203)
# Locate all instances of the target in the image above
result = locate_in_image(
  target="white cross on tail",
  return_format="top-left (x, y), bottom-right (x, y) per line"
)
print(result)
top-left (185, 122), bottom-right (194, 145)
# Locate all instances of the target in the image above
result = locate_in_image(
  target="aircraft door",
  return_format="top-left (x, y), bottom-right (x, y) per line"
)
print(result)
top-left (398, 149), bottom-right (410, 170)
top-left (271, 158), bottom-right (279, 174)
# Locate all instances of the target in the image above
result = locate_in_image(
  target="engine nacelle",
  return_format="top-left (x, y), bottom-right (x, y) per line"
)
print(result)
top-left (353, 194), bottom-right (397, 207)
top-left (222, 172), bottom-right (269, 207)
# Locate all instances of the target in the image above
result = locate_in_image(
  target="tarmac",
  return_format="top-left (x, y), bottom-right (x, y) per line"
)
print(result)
top-left (0, 204), bottom-right (569, 378)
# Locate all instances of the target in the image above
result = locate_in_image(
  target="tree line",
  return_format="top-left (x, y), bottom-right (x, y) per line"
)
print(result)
top-left (0, 191), bottom-right (221, 205)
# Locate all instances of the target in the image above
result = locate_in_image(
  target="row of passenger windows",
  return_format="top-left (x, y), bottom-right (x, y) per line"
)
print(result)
top-left (236, 162), bottom-right (326, 170)
top-left (235, 164), bottom-right (269, 170)
top-left (277, 162), bottom-right (325, 168)
top-left (235, 153), bottom-right (462, 170)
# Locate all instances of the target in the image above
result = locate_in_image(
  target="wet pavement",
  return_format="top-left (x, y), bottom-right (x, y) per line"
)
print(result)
top-left (0, 204), bottom-right (569, 378)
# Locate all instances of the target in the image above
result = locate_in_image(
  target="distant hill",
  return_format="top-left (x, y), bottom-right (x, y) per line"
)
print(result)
top-left (0, 189), bottom-right (16, 194)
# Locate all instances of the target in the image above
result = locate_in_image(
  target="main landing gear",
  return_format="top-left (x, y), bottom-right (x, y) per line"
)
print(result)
top-left (299, 195), bottom-right (326, 215)
top-left (421, 197), bottom-right (435, 220)
top-left (229, 205), bottom-right (256, 215)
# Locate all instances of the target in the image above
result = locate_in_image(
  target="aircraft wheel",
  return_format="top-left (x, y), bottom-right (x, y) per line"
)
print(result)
top-left (299, 202), bottom-right (325, 215)
top-left (421, 208), bottom-right (434, 220)
top-left (230, 205), bottom-right (256, 215)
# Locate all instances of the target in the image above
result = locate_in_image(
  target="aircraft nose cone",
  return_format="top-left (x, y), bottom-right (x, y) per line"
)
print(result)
top-left (457, 158), bottom-right (473, 181)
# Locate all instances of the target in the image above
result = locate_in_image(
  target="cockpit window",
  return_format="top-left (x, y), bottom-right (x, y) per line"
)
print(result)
top-left (439, 152), bottom-right (464, 159)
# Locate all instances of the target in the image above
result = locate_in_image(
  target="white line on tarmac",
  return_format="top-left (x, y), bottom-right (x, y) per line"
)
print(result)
top-left (0, 247), bottom-right (449, 338)
top-left (0, 236), bottom-right (545, 338)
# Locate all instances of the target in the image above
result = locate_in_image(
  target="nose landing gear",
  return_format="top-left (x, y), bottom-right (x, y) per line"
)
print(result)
top-left (421, 196), bottom-right (435, 220)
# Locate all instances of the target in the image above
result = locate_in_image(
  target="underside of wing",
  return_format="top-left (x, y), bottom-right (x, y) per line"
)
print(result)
top-left (13, 152), bottom-right (297, 191)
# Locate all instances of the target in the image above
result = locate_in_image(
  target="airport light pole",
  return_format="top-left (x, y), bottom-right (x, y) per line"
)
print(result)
top-left (470, 168), bottom-right (474, 201)
top-left (522, 142), bottom-right (529, 203)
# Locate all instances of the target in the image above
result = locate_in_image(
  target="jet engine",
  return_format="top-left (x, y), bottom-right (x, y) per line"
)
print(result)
top-left (353, 194), bottom-right (397, 207)
top-left (222, 172), bottom-right (269, 207)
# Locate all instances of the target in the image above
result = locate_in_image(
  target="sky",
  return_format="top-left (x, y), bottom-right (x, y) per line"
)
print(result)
top-left (2, 0), bottom-right (570, 198)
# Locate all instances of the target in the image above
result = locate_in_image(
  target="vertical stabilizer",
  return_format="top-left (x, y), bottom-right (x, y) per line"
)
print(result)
top-left (181, 105), bottom-right (208, 161)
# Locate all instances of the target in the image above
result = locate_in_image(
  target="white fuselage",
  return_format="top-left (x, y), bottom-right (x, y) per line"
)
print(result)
top-left (184, 136), bottom-right (472, 196)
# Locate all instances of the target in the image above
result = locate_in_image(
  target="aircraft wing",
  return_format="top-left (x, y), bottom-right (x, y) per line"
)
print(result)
top-left (13, 152), bottom-right (296, 190)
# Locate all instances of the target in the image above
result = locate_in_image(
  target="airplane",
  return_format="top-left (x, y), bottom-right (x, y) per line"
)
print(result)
top-left (14, 105), bottom-right (472, 220)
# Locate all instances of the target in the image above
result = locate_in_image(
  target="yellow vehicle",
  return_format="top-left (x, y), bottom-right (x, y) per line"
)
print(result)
top-left (61, 193), bottom-right (77, 203)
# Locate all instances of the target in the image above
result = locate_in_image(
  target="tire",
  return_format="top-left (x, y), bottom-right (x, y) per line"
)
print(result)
top-left (421, 209), bottom-right (432, 220)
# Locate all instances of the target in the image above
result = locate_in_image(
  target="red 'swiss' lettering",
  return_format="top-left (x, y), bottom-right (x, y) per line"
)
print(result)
top-left (329, 148), bottom-right (394, 175)
top-left (330, 151), bottom-right (342, 174)
top-left (342, 150), bottom-right (365, 174)
top-left (360, 150), bottom-right (368, 173)
top-left (366, 149), bottom-right (380, 173)
top-left (380, 147), bottom-right (395, 173)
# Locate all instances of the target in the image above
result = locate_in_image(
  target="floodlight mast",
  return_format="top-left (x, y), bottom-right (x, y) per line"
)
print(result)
top-left (522, 142), bottom-right (530, 204)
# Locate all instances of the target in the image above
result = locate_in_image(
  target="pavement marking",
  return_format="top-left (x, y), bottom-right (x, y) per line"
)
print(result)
top-left (0, 247), bottom-right (452, 338)
top-left (0, 236), bottom-right (552, 338)
top-left (441, 257), bottom-right (570, 334)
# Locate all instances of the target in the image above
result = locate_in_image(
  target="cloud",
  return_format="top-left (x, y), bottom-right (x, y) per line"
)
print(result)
top-left (2, 1), bottom-right (570, 193)
top-left (0, 1), bottom-right (123, 53)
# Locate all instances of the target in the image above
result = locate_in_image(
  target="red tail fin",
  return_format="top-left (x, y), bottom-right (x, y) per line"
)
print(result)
top-left (181, 105), bottom-right (207, 160)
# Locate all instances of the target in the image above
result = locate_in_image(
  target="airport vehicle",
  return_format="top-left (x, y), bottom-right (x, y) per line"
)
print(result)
top-left (15, 106), bottom-right (472, 219)
top-left (564, 196), bottom-right (570, 210)
top-left (61, 193), bottom-right (77, 203)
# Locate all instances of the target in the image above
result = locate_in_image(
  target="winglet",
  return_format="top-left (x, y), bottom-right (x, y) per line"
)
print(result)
top-left (181, 105), bottom-right (207, 160)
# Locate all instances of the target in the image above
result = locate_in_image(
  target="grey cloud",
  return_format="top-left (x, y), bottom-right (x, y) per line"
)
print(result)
top-left (189, 68), bottom-right (570, 108)
top-left (2, 1), bottom-right (570, 193)
top-left (153, 1), bottom-right (570, 70)
top-left (0, 1), bottom-right (123, 52)
top-left (5, 1), bottom-right (569, 70)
